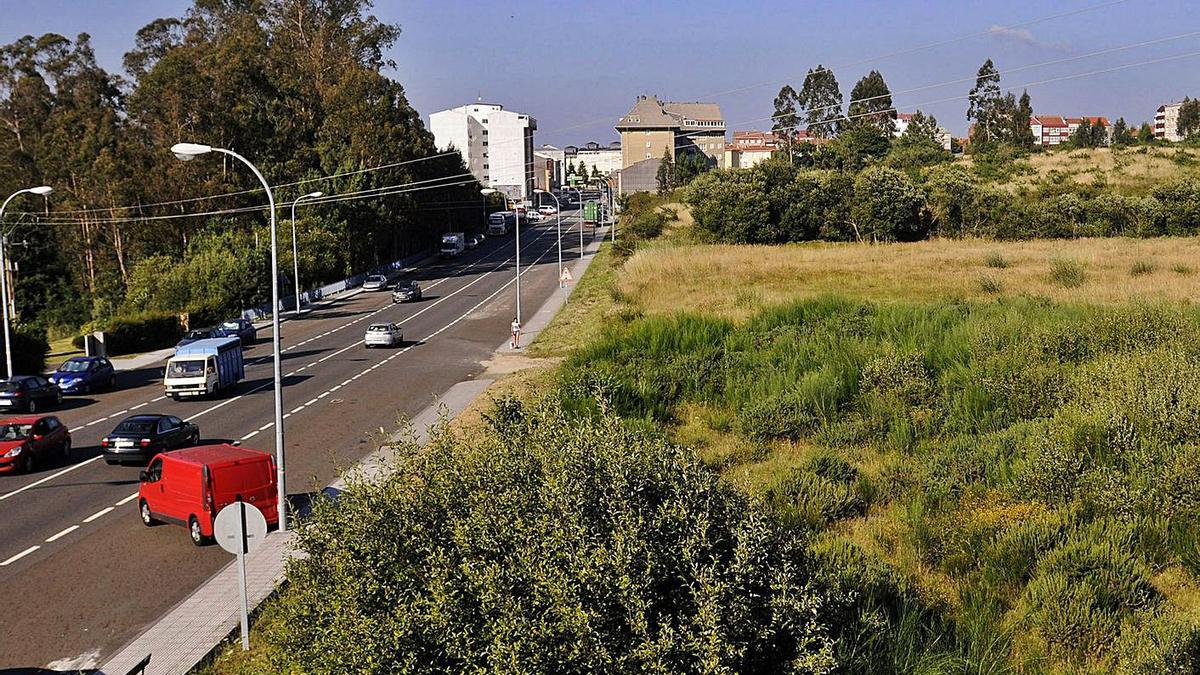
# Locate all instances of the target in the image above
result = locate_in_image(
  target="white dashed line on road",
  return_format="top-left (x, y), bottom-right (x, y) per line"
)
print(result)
top-left (0, 546), bottom-right (39, 566)
top-left (83, 507), bottom-right (115, 523)
top-left (116, 493), bottom-right (139, 506)
top-left (46, 526), bottom-right (80, 543)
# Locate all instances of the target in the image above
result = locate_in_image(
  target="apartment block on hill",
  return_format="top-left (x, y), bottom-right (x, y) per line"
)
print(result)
top-left (1156, 102), bottom-right (1184, 142)
top-left (893, 113), bottom-right (953, 150)
top-left (615, 96), bottom-right (726, 193)
top-left (429, 102), bottom-right (537, 200)
top-left (1029, 115), bottom-right (1111, 146)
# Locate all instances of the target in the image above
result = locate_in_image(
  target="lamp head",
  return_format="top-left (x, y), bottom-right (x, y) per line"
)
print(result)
top-left (170, 142), bottom-right (213, 161)
top-left (304, 191), bottom-right (324, 199)
top-left (480, 188), bottom-right (498, 196)
top-left (29, 186), bottom-right (52, 196)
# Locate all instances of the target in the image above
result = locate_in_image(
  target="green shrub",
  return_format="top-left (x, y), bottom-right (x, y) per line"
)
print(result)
top-left (268, 398), bottom-right (839, 673)
top-left (1129, 259), bottom-right (1157, 277)
top-left (1171, 263), bottom-right (1194, 275)
top-left (2, 324), bottom-right (50, 375)
top-left (97, 312), bottom-right (184, 356)
top-left (851, 166), bottom-right (929, 242)
top-left (977, 275), bottom-right (1003, 294)
top-left (1048, 258), bottom-right (1087, 288)
top-left (983, 252), bottom-right (1009, 269)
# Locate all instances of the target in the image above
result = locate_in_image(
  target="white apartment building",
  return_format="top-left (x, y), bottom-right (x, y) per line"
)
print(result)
top-left (894, 113), bottom-right (953, 151)
top-left (429, 102), bottom-right (537, 200)
top-left (566, 141), bottom-right (623, 179)
top-left (1156, 102), bottom-right (1184, 142)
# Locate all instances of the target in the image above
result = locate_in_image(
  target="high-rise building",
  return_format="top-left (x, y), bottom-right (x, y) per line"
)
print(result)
top-left (429, 102), bottom-right (537, 200)
top-left (1156, 102), bottom-right (1184, 142)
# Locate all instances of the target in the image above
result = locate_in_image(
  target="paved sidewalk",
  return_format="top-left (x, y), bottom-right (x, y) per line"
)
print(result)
top-left (98, 229), bottom-right (605, 675)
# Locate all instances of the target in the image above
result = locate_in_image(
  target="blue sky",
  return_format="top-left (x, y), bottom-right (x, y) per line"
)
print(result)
top-left (2, 0), bottom-right (1197, 144)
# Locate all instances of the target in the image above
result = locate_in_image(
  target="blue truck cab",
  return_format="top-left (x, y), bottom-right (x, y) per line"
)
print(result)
top-left (163, 337), bottom-right (245, 400)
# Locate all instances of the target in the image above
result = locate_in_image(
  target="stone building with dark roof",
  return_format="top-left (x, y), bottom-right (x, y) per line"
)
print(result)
top-left (614, 95), bottom-right (726, 193)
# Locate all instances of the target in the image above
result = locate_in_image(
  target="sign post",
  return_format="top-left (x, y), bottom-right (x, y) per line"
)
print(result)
top-left (214, 500), bottom-right (269, 650)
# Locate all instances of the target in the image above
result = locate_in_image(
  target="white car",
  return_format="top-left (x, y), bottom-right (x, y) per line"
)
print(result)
top-left (362, 274), bottom-right (389, 292)
top-left (364, 322), bottom-right (403, 348)
top-left (538, 205), bottom-right (557, 215)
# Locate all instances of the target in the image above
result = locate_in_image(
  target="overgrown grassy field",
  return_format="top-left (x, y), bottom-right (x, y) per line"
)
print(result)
top-left (1004, 146), bottom-right (1200, 195)
top-left (532, 205), bottom-right (1200, 672)
top-left (616, 236), bottom-right (1200, 321)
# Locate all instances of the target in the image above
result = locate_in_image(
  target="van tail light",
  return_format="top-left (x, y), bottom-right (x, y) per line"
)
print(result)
top-left (203, 467), bottom-right (215, 516)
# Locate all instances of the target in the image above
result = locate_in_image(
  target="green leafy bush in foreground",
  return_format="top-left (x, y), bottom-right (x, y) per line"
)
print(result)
top-left (268, 400), bottom-right (839, 674)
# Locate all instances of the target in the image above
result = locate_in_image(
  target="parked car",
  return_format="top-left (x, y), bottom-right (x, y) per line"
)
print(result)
top-left (176, 327), bottom-right (217, 348)
top-left (101, 414), bottom-right (200, 466)
top-left (362, 274), bottom-right (389, 291)
top-left (466, 234), bottom-right (483, 250)
top-left (215, 318), bottom-right (256, 345)
top-left (0, 376), bottom-right (62, 413)
top-left (49, 356), bottom-right (115, 395)
top-left (138, 444), bottom-right (278, 545)
top-left (0, 415), bottom-right (71, 474)
top-left (364, 322), bottom-right (402, 348)
top-left (538, 205), bottom-right (558, 215)
top-left (392, 280), bottom-right (422, 303)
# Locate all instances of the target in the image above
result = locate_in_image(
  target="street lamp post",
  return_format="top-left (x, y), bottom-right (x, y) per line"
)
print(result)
top-left (566, 187), bottom-right (584, 259)
top-left (171, 142), bottom-right (290, 533)
top-left (535, 190), bottom-right (562, 291)
top-left (0, 186), bottom-right (52, 378)
top-left (290, 191), bottom-right (323, 317)
top-left (481, 187), bottom-right (521, 325)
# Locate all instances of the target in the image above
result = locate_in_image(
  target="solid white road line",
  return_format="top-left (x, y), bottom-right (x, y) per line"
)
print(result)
top-left (46, 525), bottom-right (80, 543)
top-left (1, 545), bottom-right (39, 566)
top-left (115, 492), bottom-right (139, 506)
top-left (83, 506), bottom-right (115, 523)
top-left (0, 456), bottom-right (103, 502)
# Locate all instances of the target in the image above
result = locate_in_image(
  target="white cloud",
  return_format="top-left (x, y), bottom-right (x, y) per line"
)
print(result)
top-left (989, 25), bottom-right (1070, 51)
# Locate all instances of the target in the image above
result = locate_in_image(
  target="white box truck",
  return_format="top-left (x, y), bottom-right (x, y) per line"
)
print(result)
top-left (487, 211), bottom-right (514, 236)
top-left (440, 232), bottom-right (465, 258)
top-left (164, 337), bottom-right (245, 400)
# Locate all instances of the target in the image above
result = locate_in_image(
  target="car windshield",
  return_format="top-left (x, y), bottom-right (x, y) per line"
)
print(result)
top-left (396, 282), bottom-right (414, 290)
top-left (167, 360), bottom-right (205, 377)
top-left (366, 276), bottom-right (385, 283)
top-left (114, 420), bottom-right (155, 435)
top-left (368, 324), bottom-right (390, 332)
top-left (0, 423), bottom-right (32, 440)
top-left (58, 360), bottom-right (92, 373)
top-left (185, 330), bottom-right (208, 339)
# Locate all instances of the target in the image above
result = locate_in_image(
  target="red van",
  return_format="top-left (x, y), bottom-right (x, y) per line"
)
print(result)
top-left (137, 444), bottom-right (278, 546)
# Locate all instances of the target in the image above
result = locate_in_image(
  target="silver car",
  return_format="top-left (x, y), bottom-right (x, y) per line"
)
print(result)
top-left (362, 274), bottom-right (389, 292)
top-left (364, 322), bottom-right (402, 348)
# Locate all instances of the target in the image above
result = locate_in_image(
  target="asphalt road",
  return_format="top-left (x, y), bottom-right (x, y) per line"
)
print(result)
top-left (0, 210), bottom-right (589, 669)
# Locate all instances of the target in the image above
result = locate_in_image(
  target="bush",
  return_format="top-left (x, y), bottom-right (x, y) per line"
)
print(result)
top-left (1048, 258), bottom-right (1087, 288)
top-left (97, 312), bottom-right (183, 356)
top-left (1151, 178), bottom-right (1200, 236)
top-left (1130, 259), bottom-right (1157, 277)
top-left (977, 275), bottom-right (1003, 294)
top-left (851, 166), bottom-right (929, 242)
top-left (268, 399), bottom-right (839, 673)
top-left (983, 251), bottom-right (1010, 268)
top-left (1, 324), bottom-right (50, 375)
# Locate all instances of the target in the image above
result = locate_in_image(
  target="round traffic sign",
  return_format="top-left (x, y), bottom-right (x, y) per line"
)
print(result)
top-left (214, 501), bottom-right (269, 555)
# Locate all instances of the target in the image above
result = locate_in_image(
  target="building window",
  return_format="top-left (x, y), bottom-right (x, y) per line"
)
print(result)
top-left (484, 164), bottom-right (489, 169)
top-left (481, 119), bottom-right (488, 124)
top-left (482, 141), bottom-right (488, 146)
top-left (646, 141), bottom-right (651, 148)
top-left (645, 152), bottom-right (651, 159)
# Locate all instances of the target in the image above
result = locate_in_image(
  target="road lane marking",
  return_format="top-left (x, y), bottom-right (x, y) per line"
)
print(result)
top-left (1, 545), bottom-right (39, 566)
top-left (241, 431), bottom-right (260, 441)
top-left (130, 403), bottom-right (148, 410)
top-left (0, 456), bottom-right (103, 501)
top-left (290, 406), bottom-right (304, 414)
top-left (116, 492), bottom-right (139, 506)
top-left (258, 423), bottom-right (273, 431)
top-left (46, 525), bottom-right (80, 543)
top-left (83, 506), bottom-right (115, 523)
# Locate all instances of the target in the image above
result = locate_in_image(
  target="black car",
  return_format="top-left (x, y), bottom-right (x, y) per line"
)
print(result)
top-left (392, 280), bottom-right (422, 303)
top-left (176, 327), bottom-right (217, 348)
top-left (216, 318), bottom-right (257, 345)
top-left (0, 376), bottom-right (62, 413)
top-left (101, 414), bottom-right (200, 466)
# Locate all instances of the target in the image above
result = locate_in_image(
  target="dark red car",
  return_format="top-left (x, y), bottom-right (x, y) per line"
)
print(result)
top-left (0, 415), bottom-right (72, 474)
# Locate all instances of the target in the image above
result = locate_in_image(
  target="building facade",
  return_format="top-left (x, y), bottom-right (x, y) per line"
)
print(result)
top-left (1029, 115), bottom-right (1111, 146)
top-left (614, 95), bottom-right (726, 193)
top-left (723, 131), bottom-right (780, 169)
top-left (429, 102), bottom-right (537, 200)
top-left (565, 141), bottom-right (622, 179)
top-left (1156, 102), bottom-right (1184, 142)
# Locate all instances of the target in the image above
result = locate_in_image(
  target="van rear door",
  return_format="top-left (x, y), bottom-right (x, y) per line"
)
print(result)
top-left (211, 457), bottom-right (276, 520)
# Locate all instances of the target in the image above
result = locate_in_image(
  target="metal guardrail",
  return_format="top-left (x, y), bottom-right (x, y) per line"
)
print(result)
top-left (239, 248), bottom-right (431, 321)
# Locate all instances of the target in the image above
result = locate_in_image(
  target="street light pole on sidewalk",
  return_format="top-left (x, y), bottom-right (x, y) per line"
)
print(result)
top-left (171, 142), bottom-right (290, 533)
top-left (534, 190), bottom-right (563, 291)
top-left (0, 185), bottom-right (52, 378)
top-left (290, 191), bottom-right (323, 317)
top-left (566, 187), bottom-right (584, 259)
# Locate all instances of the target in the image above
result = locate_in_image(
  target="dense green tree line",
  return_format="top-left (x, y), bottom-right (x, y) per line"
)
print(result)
top-left (0, 0), bottom-right (481, 335)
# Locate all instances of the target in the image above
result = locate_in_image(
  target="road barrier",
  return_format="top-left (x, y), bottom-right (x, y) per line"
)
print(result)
top-left (239, 249), bottom-right (432, 321)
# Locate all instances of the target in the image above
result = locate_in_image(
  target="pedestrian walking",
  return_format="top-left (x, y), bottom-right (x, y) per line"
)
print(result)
top-left (510, 317), bottom-right (522, 349)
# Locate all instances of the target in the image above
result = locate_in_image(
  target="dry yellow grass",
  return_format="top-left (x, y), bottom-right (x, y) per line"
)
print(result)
top-left (619, 237), bottom-right (1200, 321)
top-left (983, 146), bottom-right (1200, 194)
